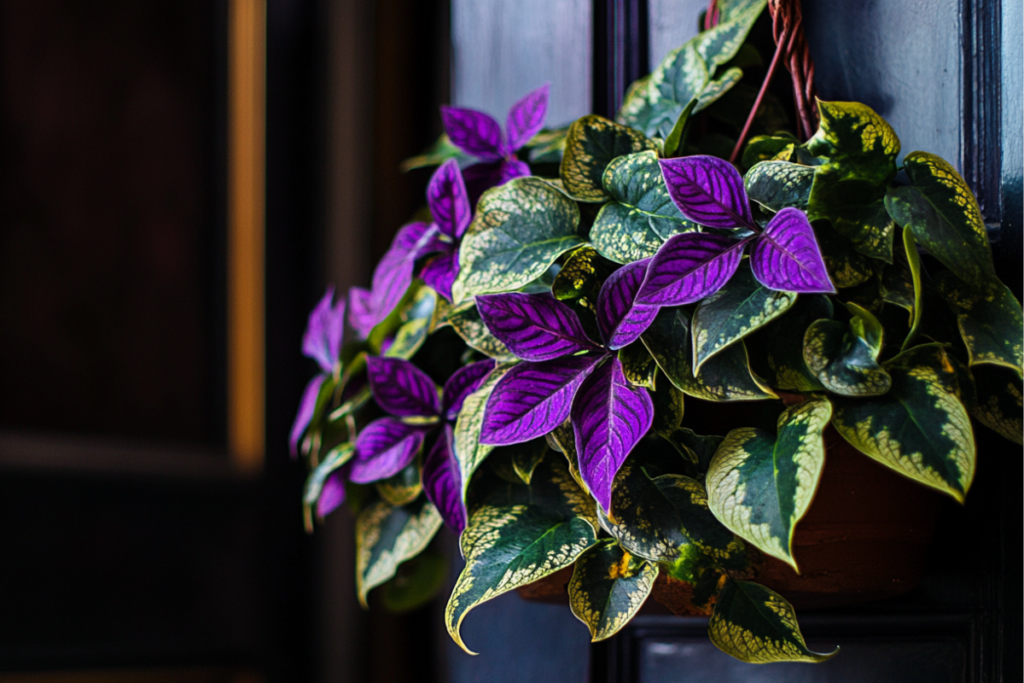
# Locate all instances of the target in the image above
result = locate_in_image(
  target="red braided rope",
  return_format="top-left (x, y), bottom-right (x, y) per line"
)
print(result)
top-left (727, 0), bottom-right (819, 163)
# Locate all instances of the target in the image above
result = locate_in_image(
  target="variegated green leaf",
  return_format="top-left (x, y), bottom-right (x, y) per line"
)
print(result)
top-left (805, 100), bottom-right (900, 186)
top-left (448, 299), bottom-right (516, 361)
top-left (766, 295), bottom-right (832, 392)
top-left (706, 397), bottom-right (832, 569)
top-left (619, 342), bottom-right (658, 390)
top-left (970, 365), bottom-right (1023, 445)
top-left (376, 460), bottom-right (423, 506)
top-left (510, 438), bottom-right (549, 485)
top-left (744, 160), bottom-right (815, 212)
top-left (569, 539), bottom-right (658, 641)
top-left (546, 419), bottom-right (590, 494)
top-left (642, 306), bottom-right (774, 401)
top-left (446, 501), bottom-right (598, 653)
top-left (651, 378), bottom-right (685, 435)
top-left (525, 126), bottom-right (569, 164)
top-left (453, 364), bottom-right (514, 503)
top-left (356, 496), bottom-right (443, 607)
top-left (808, 171), bottom-right (894, 262)
top-left (591, 151), bottom-right (697, 262)
top-left (710, 578), bottom-right (837, 663)
top-left (813, 217), bottom-right (879, 288)
top-left (551, 246), bottom-right (616, 303)
top-left (631, 44), bottom-right (708, 138)
top-left (454, 178), bottom-right (583, 300)
top-left (885, 152), bottom-right (995, 288)
top-left (832, 343), bottom-right (976, 502)
top-left (384, 317), bottom-right (430, 359)
top-left (741, 133), bottom-right (799, 170)
top-left (932, 271), bottom-right (1023, 376)
top-left (560, 115), bottom-right (658, 202)
top-left (901, 225), bottom-right (924, 348)
top-left (664, 428), bottom-right (724, 474)
top-left (694, 0), bottom-right (766, 69)
top-left (302, 442), bottom-right (355, 528)
top-left (879, 245), bottom-right (916, 314)
top-left (692, 265), bottom-right (798, 371)
top-left (803, 302), bottom-right (891, 396)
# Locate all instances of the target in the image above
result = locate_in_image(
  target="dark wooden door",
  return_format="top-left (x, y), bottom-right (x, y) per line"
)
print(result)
top-left (443, 1), bottom-right (1022, 681)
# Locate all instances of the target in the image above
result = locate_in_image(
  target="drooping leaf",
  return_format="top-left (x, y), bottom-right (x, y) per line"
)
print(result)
top-left (932, 271), bottom-right (1023, 376)
top-left (706, 397), bottom-right (832, 568)
top-left (422, 425), bottom-right (465, 532)
top-left (427, 159), bottom-right (472, 239)
top-left (446, 504), bottom-right (597, 654)
top-left (302, 287), bottom-right (346, 373)
top-left (560, 115), bottom-right (658, 201)
top-left (597, 259), bottom-right (660, 349)
top-left (440, 106), bottom-right (503, 161)
top-left (766, 295), bottom-right (832, 392)
top-left (546, 419), bottom-right (590, 494)
top-left (350, 418), bottom-right (430, 484)
top-left (694, 0), bottom-right (766, 69)
top-left (620, 45), bottom-right (707, 139)
top-left (619, 342), bottom-right (659, 391)
top-left (813, 217), bottom-right (878, 289)
top-left (741, 133), bottom-right (799, 170)
top-left (744, 160), bottom-right (815, 212)
top-left (572, 356), bottom-right (656, 512)
top-left (568, 539), bottom-right (658, 641)
top-left (659, 155), bottom-right (754, 229)
top-left (356, 496), bottom-right (443, 607)
top-left (808, 171), bottom-right (894, 262)
top-left (383, 317), bottom-right (431, 360)
top-left (970, 365), bottom-right (1024, 445)
top-left (709, 578), bottom-right (837, 663)
top-left (505, 83), bottom-right (550, 152)
top-left (692, 264), bottom-right (798, 370)
top-left (290, 373), bottom-right (329, 457)
top-left (481, 354), bottom-right (605, 446)
top-left (448, 300), bottom-right (516, 361)
top-left (750, 208), bottom-right (835, 293)
top-left (369, 222), bottom-right (441, 328)
top-left (508, 438), bottom-right (549, 484)
top-left (804, 100), bottom-right (900, 186)
top-left (662, 97), bottom-right (699, 158)
top-left (551, 246), bottom-right (617, 303)
top-left (377, 460), bottom-right (423, 506)
top-left (367, 356), bottom-right (441, 418)
top-left (381, 552), bottom-right (449, 614)
top-left (476, 292), bottom-right (597, 361)
top-left (642, 306), bottom-right (775, 401)
top-left (454, 177), bottom-right (583, 300)
top-left (803, 303), bottom-right (891, 396)
top-left (832, 343), bottom-right (976, 502)
top-left (453, 364), bottom-right (513, 504)
top-left (637, 233), bottom-right (750, 306)
top-left (884, 152), bottom-right (995, 287)
top-left (591, 151), bottom-right (697, 263)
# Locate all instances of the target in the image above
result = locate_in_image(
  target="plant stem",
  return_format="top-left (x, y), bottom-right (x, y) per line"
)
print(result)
top-left (729, 36), bottom-right (785, 164)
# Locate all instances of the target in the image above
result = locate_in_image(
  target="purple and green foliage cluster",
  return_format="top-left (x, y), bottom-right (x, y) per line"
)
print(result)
top-left (290, 2), bottom-right (1022, 664)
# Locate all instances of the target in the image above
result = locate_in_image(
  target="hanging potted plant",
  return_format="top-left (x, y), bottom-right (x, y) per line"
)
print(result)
top-left (291, 0), bottom-right (1022, 664)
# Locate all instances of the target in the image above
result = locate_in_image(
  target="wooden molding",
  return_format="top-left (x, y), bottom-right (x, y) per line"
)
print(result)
top-left (227, 0), bottom-right (266, 475)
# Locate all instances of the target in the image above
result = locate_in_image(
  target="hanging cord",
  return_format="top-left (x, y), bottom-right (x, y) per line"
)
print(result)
top-left (728, 0), bottom-right (819, 164)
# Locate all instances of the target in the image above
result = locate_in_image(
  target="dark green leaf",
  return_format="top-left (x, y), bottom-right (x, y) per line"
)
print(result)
top-left (803, 303), bottom-right (891, 396)
top-left (400, 133), bottom-right (472, 172)
top-left (744, 160), bottom-right (815, 212)
top-left (664, 428), bottom-right (724, 474)
top-left (805, 100), bottom-right (900, 186)
top-left (706, 397), bottom-right (832, 568)
top-left (591, 151), bottom-right (697, 262)
top-left (560, 115), bottom-right (658, 202)
top-left (453, 364), bottom-right (514, 504)
top-left (546, 419), bottom-right (590, 494)
top-left (766, 295), bottom-right (832, 392)
top-left (448, 299), bottom-right (516, 361)
top-left (642, 306), bottom-right (775, 401)
top-left (692, 265), bottom-right (798, 371)
top-left (454, 177), bottom-right (584, 300)
top-left (808, 171), bottom-right (894, 262)
top-left (619, 342), bottom-right (658, 390)
top-left (525, 126), bottom-right (569, 164)
top-left (356, 496), bottom-right (443, 607)
top-left (932, 271), bottom-right (1023, 375)
top-left (814, 218), bottom-right (878, 288)
top-left (710, 578), bottom-right (837, 663)
top-left (510, 438), bottom-right (549, 485)
top-left (381, 551), bottom-right (448, 613)
top-left (741, 133), bottom-right (799, 170)
top-left (568, 539), bottom-right (658, 641)
top-left (970, 365), bottom-right (1023, 445)
top-left (376, 460), bottom-right (423, 506)
top-left (651, 378), bottom-right (686, 435)
top-left (662, 97), bottom-right (699, 157)
top-left (832, 343), bottom-right (976, 502)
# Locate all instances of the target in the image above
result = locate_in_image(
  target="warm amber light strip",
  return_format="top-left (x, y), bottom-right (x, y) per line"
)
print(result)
top-left (228, 0), bottom-right (266, 474)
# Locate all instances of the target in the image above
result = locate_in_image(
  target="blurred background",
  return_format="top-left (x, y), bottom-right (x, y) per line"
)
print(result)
top-left (0, 1), bottom-right (1019, 682)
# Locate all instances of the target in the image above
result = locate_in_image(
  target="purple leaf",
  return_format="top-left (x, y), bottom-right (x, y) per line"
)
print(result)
top-left (499, 158), bottom-right (531, 183)
top-left (480, 354), bottom-right (604, 445)
top-left (477, 292), bottom-right (598, 361)
top-left (349, 417), bottom-right (429, 483)
top-left (750, 208), bottom-right (836, 293)
top-left (422, 425), bottom-right (465, 532)
top-left (505, 83), bottom-right (550, 151)
top-left (660, 155), bottom-right (754, 229)
top-left (367, 356), bottom-right (441, 418)
top-left (442, 359), bottom-right (497, 421)
top-left (302, 287), bottom-right (345, 372)
top-left (368, 222), bottom-right (441, 326)
top-left (427, 159), bottom-right (472, 240)
top-left (637, 233), bottom-right (749, 306)
top-left (419, 247), bottom-right (459, 302)
top-left (441, 106), bottom-right (504, 161)
top-left (462, 160), bottom-right (527, 206)
top-left (317, 470), bottom-right (347, 517)
top-left (290, 373), bottom-right (327, 457)
top-left (596, 259), bottom-right (660, 349)
top-left (348, 286), bottom-right (377, 340)
top-left (571, 356), bottom-right (654, 513)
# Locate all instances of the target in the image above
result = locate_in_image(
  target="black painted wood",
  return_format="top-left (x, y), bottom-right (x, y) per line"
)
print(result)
top-left (593, 0), bottom-right (649, 118)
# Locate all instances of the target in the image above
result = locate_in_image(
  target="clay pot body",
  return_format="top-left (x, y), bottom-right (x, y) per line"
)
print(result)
top-left (518, 428), bottom-right (943, 614)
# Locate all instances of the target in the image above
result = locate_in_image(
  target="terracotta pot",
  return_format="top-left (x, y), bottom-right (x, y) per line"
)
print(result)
top-left (517, 427), bottom-right (943, 614)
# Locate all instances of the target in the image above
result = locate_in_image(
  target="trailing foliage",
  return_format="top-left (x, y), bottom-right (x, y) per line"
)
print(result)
top-left (289, 0), bottom-right (1021, 664)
